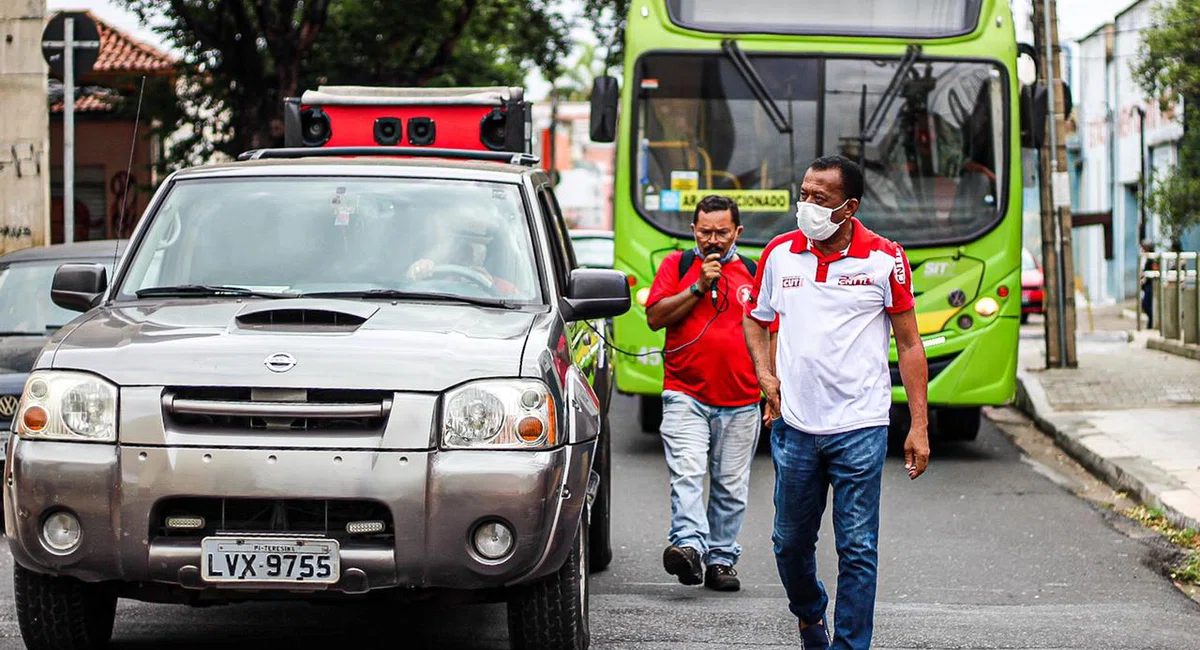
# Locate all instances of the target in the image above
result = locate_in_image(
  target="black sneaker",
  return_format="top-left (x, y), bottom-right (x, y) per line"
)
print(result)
top-left (662, 545), bottom-right (703, 585)
top-left (704, 564), bottom-right (740, 591)
top-left (798, 616), bottom-right (831, 649)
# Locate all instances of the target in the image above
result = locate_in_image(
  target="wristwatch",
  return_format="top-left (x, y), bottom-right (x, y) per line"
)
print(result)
top-left (689, 282), bottom-right (704, 298)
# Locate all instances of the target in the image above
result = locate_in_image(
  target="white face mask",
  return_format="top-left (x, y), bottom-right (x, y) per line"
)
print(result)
top-left (795, 199), bottom-right (850, 241)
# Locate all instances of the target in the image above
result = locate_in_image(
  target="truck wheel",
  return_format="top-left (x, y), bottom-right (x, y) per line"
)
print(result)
top-left (508, 510), bottom-right (590, 650)
top-left (588, 412), bottom-right (613, 573)
top-left (14, 564), bottom-right (117, 650)
top-left (638, 395), bottom-right (662, 434)
top-left (938, 407), bottom-right (982, 441)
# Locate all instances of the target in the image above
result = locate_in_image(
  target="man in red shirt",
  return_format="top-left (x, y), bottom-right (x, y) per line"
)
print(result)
top-left (645, 195), bottom-right (765, 592)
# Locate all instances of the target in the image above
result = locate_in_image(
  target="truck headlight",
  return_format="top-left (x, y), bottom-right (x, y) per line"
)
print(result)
top-left (17, 371), bottom-right (118, 442)
top-left (442, 380), bottom-right (556, 449)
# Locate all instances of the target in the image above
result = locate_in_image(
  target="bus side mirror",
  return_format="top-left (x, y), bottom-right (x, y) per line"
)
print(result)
top-left (590, 76), bottom-right (619, 143)
top-left (1021, 82), bottom-right (1072, 149)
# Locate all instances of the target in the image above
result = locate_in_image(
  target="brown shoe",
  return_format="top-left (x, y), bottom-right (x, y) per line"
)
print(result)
top-left (704, 563), bottom-right (740, 591)
top-left (662, 545), bottom-right (703, 585)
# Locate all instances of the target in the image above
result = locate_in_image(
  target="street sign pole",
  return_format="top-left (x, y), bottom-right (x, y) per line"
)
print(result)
top-left (41, 10), bottom-right (100, 245)
top-left (63, 16), bottom-right (74, 243)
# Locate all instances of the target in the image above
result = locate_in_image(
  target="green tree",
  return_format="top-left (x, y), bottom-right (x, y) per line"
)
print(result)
top-left (582, 0), bottom-right (628, 75)
top-left (1132, 0), bottom-right (1200, 249)
top-left (119, 0), bottom-right (570, 165)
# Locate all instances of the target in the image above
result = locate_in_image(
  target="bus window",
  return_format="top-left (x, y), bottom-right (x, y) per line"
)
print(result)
top-left (634, 54), bottom-right (820, 241)
top-left (631, 52), bottom-right (1005, 248)
top-left (823, 59), bottom-right (1004, 244)
top-left (666, 0), bottom-right (983, 38)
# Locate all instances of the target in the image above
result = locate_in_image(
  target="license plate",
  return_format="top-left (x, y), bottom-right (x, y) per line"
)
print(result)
top-left (200, 537), bottom-right (340, 585)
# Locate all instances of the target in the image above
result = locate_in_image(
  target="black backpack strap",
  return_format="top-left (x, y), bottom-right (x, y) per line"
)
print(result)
top-left (677, 249), bottom-right (698, 280)
top-left (678, 249), bottom-right (757, 279)
top-left (737, 253), bottom-right (757, 278)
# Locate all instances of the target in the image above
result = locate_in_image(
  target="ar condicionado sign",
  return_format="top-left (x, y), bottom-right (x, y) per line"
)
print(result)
top-left (677, 189), bottom-right (790, 212)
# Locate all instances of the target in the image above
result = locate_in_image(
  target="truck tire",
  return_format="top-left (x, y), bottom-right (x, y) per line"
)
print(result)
top-left (14, 564), bottom-right (117, 650)
top-left (588, 412), bottom-right (613, 572)
top-left (938, 406), bottom-right (982, 441)
top-left (638, 395), bottom-right (662, 434)
top-left (508, 509), bottom-right (590, 650)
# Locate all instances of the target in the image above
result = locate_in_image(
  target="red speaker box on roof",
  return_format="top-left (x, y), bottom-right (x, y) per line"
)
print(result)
top-left (283, 86), bottom-right (532, 154)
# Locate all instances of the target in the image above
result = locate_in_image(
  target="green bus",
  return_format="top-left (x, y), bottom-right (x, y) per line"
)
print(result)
top-left (588, 0), bottom-right (1040, 441)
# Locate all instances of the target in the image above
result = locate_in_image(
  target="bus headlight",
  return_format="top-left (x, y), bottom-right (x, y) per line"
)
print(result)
top-left (17, 371), bottom-right (118, 442)
top-left (974, 297), bottom-right (1000, 317)
top-left (442, 380), bottom-right (556, 449)
top-left (636, 287), bottom-right (651, 307)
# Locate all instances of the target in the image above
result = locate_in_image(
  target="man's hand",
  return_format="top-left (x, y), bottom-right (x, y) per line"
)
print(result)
top-left (904, 423), bottom-right (930, 480)
top-left (759, 374), bottom-right (781, 425)
top-left (700, 253), bottom-right (722, 290)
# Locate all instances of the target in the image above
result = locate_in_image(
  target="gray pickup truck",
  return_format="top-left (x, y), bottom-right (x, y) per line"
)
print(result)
top-left (5, 147), bottom-right (629, 650)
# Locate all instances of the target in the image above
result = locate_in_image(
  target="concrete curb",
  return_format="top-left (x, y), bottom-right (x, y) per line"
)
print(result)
top-left (1014, 369), bottom-right (1200, 532)
top-left (1147, 337), bottom-right (1200, 361)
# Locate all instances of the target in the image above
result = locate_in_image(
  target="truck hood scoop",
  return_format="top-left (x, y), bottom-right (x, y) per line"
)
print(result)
top-left (234, 299), bottom-right (379, 331)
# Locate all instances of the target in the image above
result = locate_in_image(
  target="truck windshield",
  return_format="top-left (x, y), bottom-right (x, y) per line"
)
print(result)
top-left (117, 177), bottom-right (543, 303)
top-left (666, 0), bottom-right (983, 38)
top-left (633, 53), bottom-right (1007, 247)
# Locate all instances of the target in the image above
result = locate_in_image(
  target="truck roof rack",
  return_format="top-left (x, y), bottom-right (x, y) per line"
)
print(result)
top-left (237, 146), bottom-right (541, 167)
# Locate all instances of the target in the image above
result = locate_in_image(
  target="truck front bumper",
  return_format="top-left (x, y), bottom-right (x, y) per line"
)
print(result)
top-left (4, 439), bottom-right (593, 595)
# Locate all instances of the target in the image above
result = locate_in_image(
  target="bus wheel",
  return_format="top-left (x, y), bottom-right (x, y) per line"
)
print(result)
top-left (937, 407), bottom-right (982, 441)
top-left (638, 395), bottom-right (662, 434)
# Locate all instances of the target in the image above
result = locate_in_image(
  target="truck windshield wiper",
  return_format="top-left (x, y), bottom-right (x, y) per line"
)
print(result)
top-left (135, 285), bottom-right (291, 299)
top-left (298, 289), bottom-right (520, 310)
top-left (721, 39), bottom-right (792, 134)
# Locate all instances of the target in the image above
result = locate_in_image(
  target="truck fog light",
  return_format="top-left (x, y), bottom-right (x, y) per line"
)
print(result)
top-left (165, 516), bottom-right (205, 530)
top-left (42, 511), bottom-right (81, 552)
top-left (346, 520), bottom-right (385, 535)
top-left (473, 521), bottom-right (514, 560)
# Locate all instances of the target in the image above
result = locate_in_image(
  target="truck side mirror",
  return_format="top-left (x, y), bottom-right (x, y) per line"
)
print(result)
top-left (51, 263), bottom-right (108, 313)
top-left (589, 76), bottom-right (619, 143)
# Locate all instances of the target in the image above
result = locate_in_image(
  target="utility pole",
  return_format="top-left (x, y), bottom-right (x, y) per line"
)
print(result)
top-left (1032, 0), bottom-right (1079, 368)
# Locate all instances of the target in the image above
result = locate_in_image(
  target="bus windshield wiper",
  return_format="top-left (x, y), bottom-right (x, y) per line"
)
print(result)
top-left (135, 285), bottom-right (291, 299)
top-left (854, 44), bottom-right (923, 148)
top-left (299, 289), bottom-right (520, 310)
top-left (721, 39), bottom-right (792, 134)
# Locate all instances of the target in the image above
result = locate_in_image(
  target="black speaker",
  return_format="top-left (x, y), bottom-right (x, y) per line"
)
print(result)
top-left (300, 107), bottom-right (332, 147)
top-left (374, 117), bottom-right (402, 145)
top-left (480, 109), bottom-right (507, 151)
top-left (407, 117), bottom-right (436, 146)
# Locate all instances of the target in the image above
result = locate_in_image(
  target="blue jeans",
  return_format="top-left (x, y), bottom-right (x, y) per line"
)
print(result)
top-left (660, 389), bottom-right (761, 566)
top-left (771, 420), bottom-right (888, 650)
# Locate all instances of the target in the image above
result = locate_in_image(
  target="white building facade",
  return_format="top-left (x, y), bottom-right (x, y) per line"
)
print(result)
top-left (1071, 0), bottom-right (1187, 304)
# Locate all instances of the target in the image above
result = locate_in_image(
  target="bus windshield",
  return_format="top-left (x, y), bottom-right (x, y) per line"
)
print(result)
top-left (633, 53), bottom-right (1006, 247)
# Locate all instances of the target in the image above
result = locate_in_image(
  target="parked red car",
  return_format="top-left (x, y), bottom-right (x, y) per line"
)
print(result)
top-left (1021, 247), bottom-right (1044, 324)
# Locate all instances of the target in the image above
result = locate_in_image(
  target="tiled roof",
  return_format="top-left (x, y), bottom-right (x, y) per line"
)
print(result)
top-left (49, 93), bottom-right (121, 114)
top-left (49, 11), bottom-right (175, 75)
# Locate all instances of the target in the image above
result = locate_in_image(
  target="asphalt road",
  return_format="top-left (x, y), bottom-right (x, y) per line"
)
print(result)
top-left (0, 395), bottom-right (1196, 649)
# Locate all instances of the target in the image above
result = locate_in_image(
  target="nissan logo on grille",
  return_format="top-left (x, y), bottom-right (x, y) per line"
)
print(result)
top-left (0, 395), bottom-right (18, 418)
top-left (264, 353), bottom-right (297, 373)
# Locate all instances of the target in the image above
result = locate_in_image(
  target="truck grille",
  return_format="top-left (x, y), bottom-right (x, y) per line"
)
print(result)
top-left (152, 497), bottom-right (394, 541)
top-left (163, 387), bottom-right (391, 431)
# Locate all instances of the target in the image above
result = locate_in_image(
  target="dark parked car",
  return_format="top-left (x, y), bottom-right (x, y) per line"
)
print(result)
top-left (0, 240), bottom-right (127, 459)
top-left (5, 149), bottom-right (628, 650)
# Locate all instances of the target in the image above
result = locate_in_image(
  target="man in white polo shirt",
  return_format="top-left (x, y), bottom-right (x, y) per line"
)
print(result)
top-left (742, 155), bottom-right (929, 650)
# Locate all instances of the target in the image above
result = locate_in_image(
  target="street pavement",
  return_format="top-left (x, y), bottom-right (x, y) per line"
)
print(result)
top-left (1017, 307), bottom-right (1200, 531)
top-left (0, 393), bottom-right (1197, 647)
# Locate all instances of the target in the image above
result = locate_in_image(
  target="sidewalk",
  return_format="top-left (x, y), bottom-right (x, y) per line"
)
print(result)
top-left (1014, 305), bottom-right (1200, 531)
